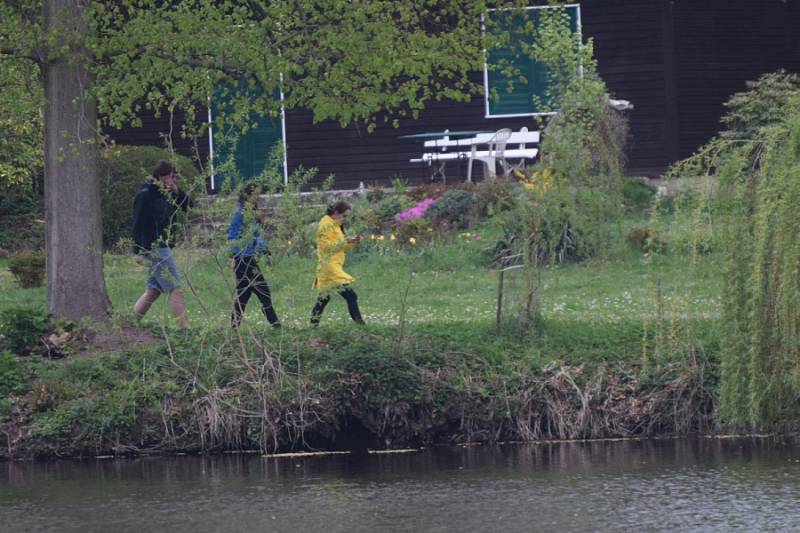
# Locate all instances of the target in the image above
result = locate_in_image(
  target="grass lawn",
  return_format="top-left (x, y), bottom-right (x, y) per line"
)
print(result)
top-left (0, 222), bottom-right (723, 364)
top-left (0, 217), bottom-right (725, 456)
top-left (0, 234), bottom-right (722, 327)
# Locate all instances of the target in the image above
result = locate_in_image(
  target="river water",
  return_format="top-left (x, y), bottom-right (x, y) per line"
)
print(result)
top-left (2, 437), bottom-right (799, 532)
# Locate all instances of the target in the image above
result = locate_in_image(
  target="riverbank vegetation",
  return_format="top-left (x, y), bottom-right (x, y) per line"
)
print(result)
top-left (0, 159), bottom-right (722, 457)
top-left (0, 180), bottom-right (724, 458)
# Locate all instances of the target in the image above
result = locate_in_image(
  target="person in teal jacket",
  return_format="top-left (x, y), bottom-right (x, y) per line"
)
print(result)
top-left (228, 183), bottom-right (280, 328)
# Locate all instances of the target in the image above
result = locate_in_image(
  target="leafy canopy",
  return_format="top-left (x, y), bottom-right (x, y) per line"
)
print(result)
top-left (4, 1), bottom-right (529, 129)
top-left (1, 0), bottom-right (534, 185)
top-left (0, 58), bottom-right (42, 190)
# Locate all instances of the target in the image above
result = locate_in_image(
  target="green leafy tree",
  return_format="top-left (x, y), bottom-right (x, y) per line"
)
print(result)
top-left (1, 0), bottom-right (528, 322)
top-left (0, 58), bottom-right (42, 191)
top-left (671, 71), bottom-right (800, 431)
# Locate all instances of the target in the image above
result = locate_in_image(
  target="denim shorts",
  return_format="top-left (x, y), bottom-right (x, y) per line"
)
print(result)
top-left (146, 247), bottom-right (181, 292)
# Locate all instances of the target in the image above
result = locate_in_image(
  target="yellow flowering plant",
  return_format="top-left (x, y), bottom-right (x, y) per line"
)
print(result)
top-left (519, 167), bottom-right (560, 195)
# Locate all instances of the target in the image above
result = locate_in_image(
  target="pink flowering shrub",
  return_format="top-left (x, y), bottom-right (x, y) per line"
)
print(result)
top-left (395, 197), bottom-right (437, 223)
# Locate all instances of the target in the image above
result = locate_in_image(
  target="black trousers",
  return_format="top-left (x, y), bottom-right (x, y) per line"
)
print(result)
top-left (232, 255), bottom-right (280, 327)
top-left (310, 286), bottom-right (364, 325)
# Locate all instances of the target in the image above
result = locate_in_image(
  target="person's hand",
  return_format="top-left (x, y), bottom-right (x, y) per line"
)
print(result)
top-left (347, 235), bottom-right (361, 245)
top-left (228, 257), bottom-right (236, 269)
top-left (135, 255), bottom-right (146, 266)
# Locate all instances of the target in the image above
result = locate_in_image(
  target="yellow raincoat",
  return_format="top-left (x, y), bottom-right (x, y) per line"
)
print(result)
top-left (313, 215), bottom-right (357, 290)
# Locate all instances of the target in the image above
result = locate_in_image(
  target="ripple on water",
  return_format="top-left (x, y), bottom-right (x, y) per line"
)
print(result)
top-left (1, 437), bottom-right (799, 532)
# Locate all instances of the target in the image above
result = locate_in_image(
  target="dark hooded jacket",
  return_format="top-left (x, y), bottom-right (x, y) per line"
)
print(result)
top-left (131, 180), bottom-right (192, 254)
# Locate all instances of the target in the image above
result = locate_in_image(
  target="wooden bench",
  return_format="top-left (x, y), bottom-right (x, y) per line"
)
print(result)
top-left (410, 127), bottom-right (540, 181)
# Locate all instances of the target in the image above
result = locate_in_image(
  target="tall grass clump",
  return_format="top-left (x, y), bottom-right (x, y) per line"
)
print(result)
top-left (670, 71), bottom-right (800, 431)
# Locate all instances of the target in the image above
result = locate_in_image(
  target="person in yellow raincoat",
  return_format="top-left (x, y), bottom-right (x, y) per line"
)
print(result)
top-left (310, 201), bottom-right (365, 326)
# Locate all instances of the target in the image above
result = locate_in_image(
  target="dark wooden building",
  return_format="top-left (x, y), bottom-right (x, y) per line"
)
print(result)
top-left (108, 0), bottom-right (800, 190)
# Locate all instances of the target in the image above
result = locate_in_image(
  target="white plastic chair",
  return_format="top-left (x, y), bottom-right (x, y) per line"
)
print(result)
top-left (499, 126), bottom-right (535, 176)
top-left (467, 128), bottom-right (511, 182)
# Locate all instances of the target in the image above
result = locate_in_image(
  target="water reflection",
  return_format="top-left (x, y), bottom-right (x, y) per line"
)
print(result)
top-left (2, 437), bottom-right (800, 532)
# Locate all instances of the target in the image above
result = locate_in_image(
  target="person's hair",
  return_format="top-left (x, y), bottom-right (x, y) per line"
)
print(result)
top-left (326, 201), bottom-right (351, 216)
top-left (151, 160), bottom-right (176, 179)
top-left (238, 182), bottom-right (260, 205)
top-left (326, 200), bottom-right (350, 234)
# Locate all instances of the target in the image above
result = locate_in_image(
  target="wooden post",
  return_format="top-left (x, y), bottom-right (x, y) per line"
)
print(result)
top-left (496, 269), bottom-right (504, 330)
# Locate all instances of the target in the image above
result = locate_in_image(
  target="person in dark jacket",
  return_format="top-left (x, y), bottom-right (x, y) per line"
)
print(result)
top-left (131, 160), bottom-right (192, 328)
top-left (228, 183), bottom-right (281, 328)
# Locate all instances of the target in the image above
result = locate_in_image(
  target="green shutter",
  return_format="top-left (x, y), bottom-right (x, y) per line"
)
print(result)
top-left (486, 5), bottom-right (580, 116)
top-left (212, 85), bottom-right (283, 189)
top-left (233, 114), bottom-right (281, 181)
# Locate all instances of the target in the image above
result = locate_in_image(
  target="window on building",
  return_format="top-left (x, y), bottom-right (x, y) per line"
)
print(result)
top-left (209, 84), bottom-right (286, 190)
top-left (484, 4), bottom-right (581, 118)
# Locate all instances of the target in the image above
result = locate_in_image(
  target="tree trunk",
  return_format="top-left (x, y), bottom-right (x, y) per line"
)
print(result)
top-left (43, 0), bottom-right (110, 322)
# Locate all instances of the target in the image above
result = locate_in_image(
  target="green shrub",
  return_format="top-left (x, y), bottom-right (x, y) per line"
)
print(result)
top-left (374, 194), bottom-right (414, 225)
top-left (394, 217), bottom-right (432, 246)
top-left (100, 145), bottom-right (200, 249)
top-left (342, 196), bottom-right (378, 237)
top-left (625, 226), bottom-right (666, 253)
top-left (721, 70), bottom-right (800, 140)
top-left (332, 350), bottom-right (423, 409)
top-left (473, 177), bottom-right (521, 217)
top-left (492, 184), bottom-right (621, 267)
top-left (390, 177), bottom-right (409, 196)
top-left (653, 193), bottom-right (674, 215)
top-left (8, 250), bottom-right (45, 288)
top-left (0, 306), bottom-right (49, 355)
top-left (493, 204), bottom-right (583, 265)
top-left (110, 236), bottom-right (134, 255)
top-left (0, 190), bottom-right (44, 252)
top-left (671, 224), bottom-right (716, 256)
top-left (424, 189), bottom-right (474, 228)
top-left (622, 179), bottom-right (656, 210)
top-left (0, 350), bottom-right (27, 396)
top-left (365, 186), bottom-right (386, 203)
top-left (407, 182), bottom-right (447, 201)
top-left (625, 227), bottom-right (650, 251)
top-left (532, 7), bottom-right (628, 188)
